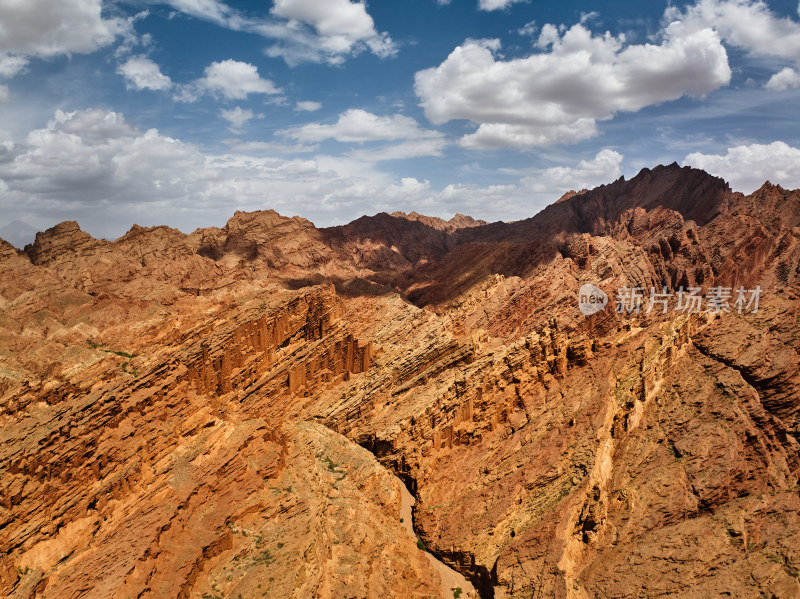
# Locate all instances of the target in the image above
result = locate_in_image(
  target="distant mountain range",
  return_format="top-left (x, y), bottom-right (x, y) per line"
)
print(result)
top-left (1, 164), bottom-right (798, 598)
top-left (0, 219), bottom-right (37, 249)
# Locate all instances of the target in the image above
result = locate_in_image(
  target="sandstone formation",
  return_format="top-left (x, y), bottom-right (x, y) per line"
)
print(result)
top-left (1, 164), bottom-right (799, 598)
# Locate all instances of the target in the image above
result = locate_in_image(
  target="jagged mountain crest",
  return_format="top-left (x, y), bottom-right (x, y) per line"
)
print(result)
top-left (1, 165), bottom-right (799, 597)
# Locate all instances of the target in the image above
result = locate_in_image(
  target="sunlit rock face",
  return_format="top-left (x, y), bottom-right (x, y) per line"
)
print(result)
top-left (1, 165), bottom-right (799, 598)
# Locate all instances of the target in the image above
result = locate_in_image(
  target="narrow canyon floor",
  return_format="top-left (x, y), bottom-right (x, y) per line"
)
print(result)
top-left (1, 164), bottom-right (799, 598)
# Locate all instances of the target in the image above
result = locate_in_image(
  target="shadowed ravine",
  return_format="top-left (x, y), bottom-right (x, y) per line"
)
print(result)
top-left (1, 165), bottom-right (799, 597)
top-left (398, 482), bottom-right (478, 598)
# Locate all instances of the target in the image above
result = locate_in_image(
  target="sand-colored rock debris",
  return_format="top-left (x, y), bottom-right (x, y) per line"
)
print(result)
top-left (1, 164), bottom-right (799, 598)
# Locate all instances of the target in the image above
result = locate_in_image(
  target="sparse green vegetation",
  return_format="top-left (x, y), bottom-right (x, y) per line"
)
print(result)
top-left (87, 338), bottom-right (137, 366)
top-left (121, 361), bottom-right (139, 376)
top-left (417, 539), bottom-right (426, 551)
top-left (667, 441), bottom-right (681, 459)
top-left (558, 479), bottom-right (574, 500)
top-left (763, 551), bottom-right (799, 578)
top-left (452, 587), bottom-right (463, 599)
top-left (321, 455), bottom-right (347, 481)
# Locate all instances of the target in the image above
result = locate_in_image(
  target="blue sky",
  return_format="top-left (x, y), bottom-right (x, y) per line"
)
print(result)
top-left (1, 0), bottom-right (800, 243)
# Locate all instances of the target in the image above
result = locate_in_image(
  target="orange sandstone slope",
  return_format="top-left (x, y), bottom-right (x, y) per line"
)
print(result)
top-left (0, 164), bottom-right (798, 599)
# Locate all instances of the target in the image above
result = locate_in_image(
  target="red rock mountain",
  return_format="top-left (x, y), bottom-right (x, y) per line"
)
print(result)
top-left (1, 164), bottom-right (799, 598)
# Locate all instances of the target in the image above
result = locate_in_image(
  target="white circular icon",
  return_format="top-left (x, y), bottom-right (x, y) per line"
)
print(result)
top-left (578, 284), bottom-right (608, 316)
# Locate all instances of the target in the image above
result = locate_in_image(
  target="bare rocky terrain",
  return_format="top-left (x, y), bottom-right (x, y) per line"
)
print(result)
top-left (1, 164), bottom-right (799, 598)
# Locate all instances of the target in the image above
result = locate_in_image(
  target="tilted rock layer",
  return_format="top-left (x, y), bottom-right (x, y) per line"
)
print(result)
top-left (1, 164), bottom-right (799, 598)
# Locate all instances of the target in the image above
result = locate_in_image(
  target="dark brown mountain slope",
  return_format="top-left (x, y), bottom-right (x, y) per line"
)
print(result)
top-left (1, 164), bottom-right (798, 599)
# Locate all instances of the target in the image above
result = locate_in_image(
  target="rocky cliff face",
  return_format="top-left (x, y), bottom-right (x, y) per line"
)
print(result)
top-left (0, 285), bottom-right (443, 598)
top-left (1, 164), bottom-right (799, 598)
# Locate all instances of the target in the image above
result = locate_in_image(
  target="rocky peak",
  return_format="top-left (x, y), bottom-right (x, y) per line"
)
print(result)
top-left (24, 220), bottom-right (103, 266)
top-left (0, 165), bottom-right (799, 599)
top-left (118, 223), bottom-right (186, 241)
top-left (0, 237), bottom-right (20, 261)
top-left (225, 209), bottom-right (285, 232)
top-left (623, 163), bottom-right (731, 223)
top-left (555, 190), bottom-right (584, 204)
top-left (389, 211), bottom-right (487, 231)
top-left (389, 211), bottom-right (450, 231)
top-left (744, 181), bottom-right (800, 228)
top-left (448, 213), bottom-right (487, 229)
top-left (323, 212), bottom-right (455, 271)
top-left (533, 163), bottom-right (732, 237)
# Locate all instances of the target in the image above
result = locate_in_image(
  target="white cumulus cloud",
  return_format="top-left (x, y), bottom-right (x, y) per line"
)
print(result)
top-left (272, 0), bottom-right (376, 41)
top-left (279, 109), bottom-right (444, 143)
top-left (0, 109), bottom-right (629, 238)
top-left (220, 106), bottom-right (257, 129)
top-left (0, 0), bottom-right (129, 77)
top-left (0, 55), bottom-right (28, 78)
top-left (199, 59), bottom-right (281, 99)
top-left (348, 138), bottom-right (448, 162)
top-left (415, 21), bottom-right (731, 149)
top-left (44, 108), bottom-right (139, 144)
top-left (176, 59), bottom-right (282, 102)
top-left (0, 108), bottom-right (379, 235)
top-left (163, 0), bottom-right (394, 66)
top-left (117, 56), bottom-right (172, 91)
top-left (518, 21), bottom-right (537, 36)
top-left (669, 0), bottom-right (800, 89)
top-left (479, 0), bottom-right (527, 11)
top-left (683, 141), bottom-right (800, 193)
top-left (766, 67), bottom-right (800, 91)
top-left (295, 101), bottom-right (323, 112)
top-left (522, 149), bottom-right (624, 193)
top-left (268, 0), bottom-right (396, 63)
top-left (162, 0), bottom-right (235, 26)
